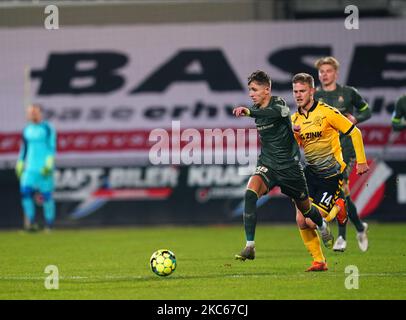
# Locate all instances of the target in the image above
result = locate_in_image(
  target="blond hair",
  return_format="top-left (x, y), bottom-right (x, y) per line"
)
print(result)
top-left (314, 56), bottom-right (340, 70)
top-left (292, 73), bottom-right (315, 88)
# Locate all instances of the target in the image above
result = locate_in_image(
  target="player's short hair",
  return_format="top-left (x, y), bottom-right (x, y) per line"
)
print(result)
top-left (29, 103), bottom-right (43, 111)
top-left (248, 70), bottom-right (271, 87)
top-left (292, 73), bottom-right (315, 88)
top-left (314, 56), bottom-right (340, 70)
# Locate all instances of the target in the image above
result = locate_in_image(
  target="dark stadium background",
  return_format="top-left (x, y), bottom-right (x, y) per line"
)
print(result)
top-left (0, 0), bottom-right (405, 228)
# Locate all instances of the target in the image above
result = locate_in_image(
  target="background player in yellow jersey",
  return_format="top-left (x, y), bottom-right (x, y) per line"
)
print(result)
top-left (291, 73), bottom-right (369, 271)
top-left (314, 57), bottom-right (371, 252)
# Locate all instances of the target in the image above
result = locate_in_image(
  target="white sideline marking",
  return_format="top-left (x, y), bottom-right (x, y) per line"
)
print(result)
top-left (0, 275), bottom-right (146, 281)
top-left (1, 273), bottom-right (405, 281)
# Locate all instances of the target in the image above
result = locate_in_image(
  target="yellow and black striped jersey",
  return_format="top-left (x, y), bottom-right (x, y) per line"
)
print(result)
top-left (291, 100), bottom-right (356, 178)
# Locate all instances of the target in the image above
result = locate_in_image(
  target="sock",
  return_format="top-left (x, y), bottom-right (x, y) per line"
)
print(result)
top-left (22, 196), bottom-right (35, 225)
top-left (299, 228), bottom-right (325, 263)
top-left (43, 199), bottom-right (55, 228)
top-left (246, 241), bottom-right (255, 248)
top-left (325, 204), bottom-right (340, 223)
top-left (304, 205), bottom-right (323, 228)
top-left (244, 189), bottom-right (258, 242)
top-left (346, 196), bottom-right (365, 232)
top-left (338, 220), bottom-right (348, 240)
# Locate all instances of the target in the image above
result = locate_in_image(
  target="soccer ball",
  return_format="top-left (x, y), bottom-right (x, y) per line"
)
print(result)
top-left (150, 249), bottom-right (177, 276)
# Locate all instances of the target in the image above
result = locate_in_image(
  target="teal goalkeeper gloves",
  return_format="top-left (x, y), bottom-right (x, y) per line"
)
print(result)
top-left (41, 156), bottom-right (54, 176)
top-left (15, 160), bottom-right (24, 179)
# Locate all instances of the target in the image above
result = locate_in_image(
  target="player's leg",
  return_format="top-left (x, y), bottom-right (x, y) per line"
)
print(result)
top-left (336, 159), bottom-right (368, 252)
top-left (344, 180), bottom-right (364, 231)
top-left (342, 179), bottom-right (369, 252)
top-left (275, 165), bottom-right (331, 268)
top-left (244, 175), bottom-right (267, 246)
top-left (292, 170), bottom-right (327, 271)
top-left (42, 192), bottom-right (55, 230)
top-left (304, 180), bottom-right (348, 252)
top-left (336, 182), bottom-right (350, 249)
top-left (235, 165), bottom-right (269, 261)
top-left (296, 207), bottom-right (327, 271)
top-left (336, 151), bottom-right (352, 243)
top-left (290, 167), bottom-right (337, 249)
top-left (307, 174), bottom-right (347, 252)
top-left (20, 171), bottom-right (36, 231)
top-left (276, 164), bottom-right (333, 249)
top-left (21, 186), bottom-right (35, 229)
top-left (301, 176), bottom-right (346, 227)
top-left (319, 177), bottom-right (347, 225)
top-left (39, 174), bottom-right (56, 230)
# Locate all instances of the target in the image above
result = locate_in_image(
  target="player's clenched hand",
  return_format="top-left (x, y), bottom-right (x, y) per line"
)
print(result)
top-left (293, 125), bottom-right (301, 133)
top-left (233, 106), bottom-right (250, 117)
top-left (356, 162), bottom-right (369, 175)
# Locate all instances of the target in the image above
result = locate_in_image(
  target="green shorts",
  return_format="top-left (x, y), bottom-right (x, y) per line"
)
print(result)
top-left (253, 162), bottom-right (309, 201)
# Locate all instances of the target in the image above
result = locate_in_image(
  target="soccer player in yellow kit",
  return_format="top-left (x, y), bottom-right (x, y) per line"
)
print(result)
top-left (291, 73), bottom-right (369, 271)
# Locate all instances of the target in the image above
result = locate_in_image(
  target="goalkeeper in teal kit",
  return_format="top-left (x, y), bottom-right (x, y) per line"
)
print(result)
top-left (15, 104), bottom-right (57, 231)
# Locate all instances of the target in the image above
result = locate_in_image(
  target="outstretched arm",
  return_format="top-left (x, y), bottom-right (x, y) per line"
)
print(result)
top-left (233, 103), bottom-right (289, 119)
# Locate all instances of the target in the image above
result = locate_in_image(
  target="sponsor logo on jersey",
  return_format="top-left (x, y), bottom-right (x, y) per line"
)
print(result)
top-left (314, 116), bottom-right (323, 126)
top-left (300, 131), bottom-right (322, 140)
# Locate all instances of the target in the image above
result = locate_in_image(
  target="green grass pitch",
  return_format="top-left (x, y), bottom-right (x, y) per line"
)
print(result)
top-left (0, 223), bottom-right (405, 299)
